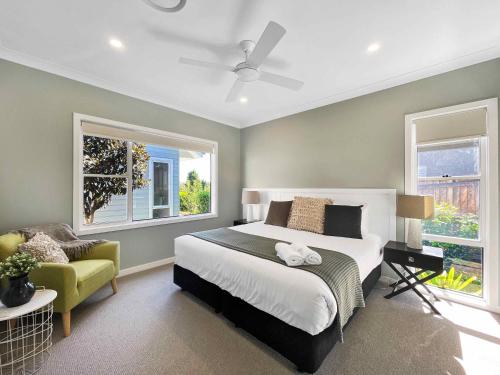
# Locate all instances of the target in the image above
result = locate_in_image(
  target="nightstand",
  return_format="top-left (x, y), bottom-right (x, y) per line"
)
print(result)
top-left (383, 241), bottom-right (444, 314)
top-left (233, 219), bottom-right (258, 226)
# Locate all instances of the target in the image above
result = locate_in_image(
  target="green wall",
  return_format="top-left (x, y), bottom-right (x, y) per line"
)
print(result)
top-left (241, 58), bottom-right (500, 241)
top-left (1, 56), bottom-right (499, 274)
top-left (0, 59), bottom-right (240, 269)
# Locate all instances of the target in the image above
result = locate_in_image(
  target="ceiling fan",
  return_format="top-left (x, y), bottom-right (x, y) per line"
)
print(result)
top-left (179, 21), bottom-right (304, 102)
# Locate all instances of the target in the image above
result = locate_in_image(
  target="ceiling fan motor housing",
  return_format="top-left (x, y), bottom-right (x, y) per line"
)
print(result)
top-left (235, 62), bottom-right (260, 82)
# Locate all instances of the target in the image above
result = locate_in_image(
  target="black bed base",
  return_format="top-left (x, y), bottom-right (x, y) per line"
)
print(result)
top-left (174, 264), bottom-right (381, 373)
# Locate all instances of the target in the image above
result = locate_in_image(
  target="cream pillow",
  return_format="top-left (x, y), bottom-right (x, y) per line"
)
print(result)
top-left (287, 196), bottom-right (333, 234)
top-left (18, 232), bottom-right (69, 264)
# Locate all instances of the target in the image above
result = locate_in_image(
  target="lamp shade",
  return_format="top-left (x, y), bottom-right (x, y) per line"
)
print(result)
top-left (242, 190), bottom-right (260, 205)
top-left (396, 195), bottom-right (434, 219)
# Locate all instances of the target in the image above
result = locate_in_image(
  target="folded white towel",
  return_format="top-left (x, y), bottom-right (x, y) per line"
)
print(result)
top-left (275, 242), bottom-right (304, 267)
top-left (291, 243), bottom-right (322, 265)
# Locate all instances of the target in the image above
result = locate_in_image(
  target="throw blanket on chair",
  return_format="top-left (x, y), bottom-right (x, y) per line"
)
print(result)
top-left (189, 227), bottom-right (365, 341)
top-left (13, 223), bottom-right (103, 261)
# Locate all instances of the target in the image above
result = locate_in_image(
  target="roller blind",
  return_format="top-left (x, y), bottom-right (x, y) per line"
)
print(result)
top-left (81, 121), bottom-right (215, 154)
top-left (415, 108), bottom-right (487, 143)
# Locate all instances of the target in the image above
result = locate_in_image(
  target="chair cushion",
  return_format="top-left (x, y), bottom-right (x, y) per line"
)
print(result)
top-left (0, 233), bottom-right (25, 261)
top-left (71, 260), bottom-right (115, 302)
top-left (69, 259), bottom-right (115, 302)
top-left (71, 260), bottom-right (114, 285)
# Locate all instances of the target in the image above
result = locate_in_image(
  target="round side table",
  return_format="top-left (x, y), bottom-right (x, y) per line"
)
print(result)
top-left (0, 289), bottom-right (57, 375)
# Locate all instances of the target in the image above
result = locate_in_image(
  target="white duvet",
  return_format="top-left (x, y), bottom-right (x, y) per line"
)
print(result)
top-left (174, 222), bottom-right (382, 335)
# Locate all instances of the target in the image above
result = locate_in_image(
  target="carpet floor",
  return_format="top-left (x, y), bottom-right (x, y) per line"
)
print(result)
top-left (39, 264), bottom-right (500, 375)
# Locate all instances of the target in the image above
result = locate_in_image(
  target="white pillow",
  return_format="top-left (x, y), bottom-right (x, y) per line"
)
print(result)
top-left (361, 204), bottom-right (369, 238)
top-left (18, 232), bottom-right (69, 264)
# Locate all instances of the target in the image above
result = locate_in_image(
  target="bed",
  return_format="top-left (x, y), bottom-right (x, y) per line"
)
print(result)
top-left (174, 188), bottom-right (396, 373)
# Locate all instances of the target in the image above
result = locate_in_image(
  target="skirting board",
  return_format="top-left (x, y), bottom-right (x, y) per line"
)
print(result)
top-left (378, 275), bottom-right (395, 287)
top-left (117, 257), bottom-right (175, 278)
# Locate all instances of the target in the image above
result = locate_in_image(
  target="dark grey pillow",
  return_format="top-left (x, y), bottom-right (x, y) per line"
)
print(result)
top-left (324, 205), bottom-right (363, 239)
top-left (265, 201), bottom-right (293, 227)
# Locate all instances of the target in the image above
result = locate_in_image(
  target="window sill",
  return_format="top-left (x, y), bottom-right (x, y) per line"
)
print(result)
top-left (75, 213), bottom-right (218, 235)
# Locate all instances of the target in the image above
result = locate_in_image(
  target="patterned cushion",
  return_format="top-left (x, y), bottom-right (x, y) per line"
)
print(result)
top-left (18, 232), bottom-right (69, 264)
top-left (287, 196), bottom-right (333, 234)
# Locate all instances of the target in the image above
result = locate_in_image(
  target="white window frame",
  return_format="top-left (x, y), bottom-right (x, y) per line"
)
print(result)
top-left (405, 98), bottom-right (499, 312)
top-left (73, 113), bottom-right (218, 235)
top-left (148, 157), bottom-right (174, 216)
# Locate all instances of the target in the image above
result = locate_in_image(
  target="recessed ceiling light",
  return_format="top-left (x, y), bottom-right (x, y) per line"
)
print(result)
top-left (239, 97), bottom-right (248, 103)
top-left (109, 38), bottom-right (124, 50)
top-left (366, 42), bottom-right (381, 54)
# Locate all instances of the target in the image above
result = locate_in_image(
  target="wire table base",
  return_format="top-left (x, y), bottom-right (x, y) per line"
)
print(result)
top-left (0, 302), bottom-right (53, 375)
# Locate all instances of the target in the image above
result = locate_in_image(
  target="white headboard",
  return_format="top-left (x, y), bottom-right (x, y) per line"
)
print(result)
top-left (242, 188), bottom-right (397, 245)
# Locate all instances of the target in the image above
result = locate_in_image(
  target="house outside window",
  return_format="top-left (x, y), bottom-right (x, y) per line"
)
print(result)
top-left (150, 157), bottom-right (174, 218)
top-left (74, 114), bottom-right (217, 235)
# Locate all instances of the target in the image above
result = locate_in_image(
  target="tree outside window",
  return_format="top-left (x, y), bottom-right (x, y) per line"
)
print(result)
top-left (83, 136), bottom-right (150, 224)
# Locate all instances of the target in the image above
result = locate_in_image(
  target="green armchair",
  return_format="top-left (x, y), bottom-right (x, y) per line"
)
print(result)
top-left (0, 233), bottom-right (120, 337)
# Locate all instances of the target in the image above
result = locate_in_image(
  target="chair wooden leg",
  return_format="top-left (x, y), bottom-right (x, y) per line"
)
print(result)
top-left (62, 311), bottom-right (71, 337)
top-left (111, 277), bottom-right (118, 294)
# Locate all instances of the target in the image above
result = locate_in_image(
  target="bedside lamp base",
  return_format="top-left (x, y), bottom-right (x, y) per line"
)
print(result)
top-left (246, 205), bottom-right (254, 221)
top-left (407, 219), bottom-right (423, 250)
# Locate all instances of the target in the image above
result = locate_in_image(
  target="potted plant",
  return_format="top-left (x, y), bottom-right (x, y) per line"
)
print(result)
top-left (0, 253), bottom-right (40, 307)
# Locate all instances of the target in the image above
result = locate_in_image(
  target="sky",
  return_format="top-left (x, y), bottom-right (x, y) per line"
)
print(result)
top-left (179, 153), bottom-right (211, 183)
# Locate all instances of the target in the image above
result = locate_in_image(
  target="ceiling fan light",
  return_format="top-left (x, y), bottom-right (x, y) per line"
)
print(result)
top-left (366, 42), bottom-right (381, 54)
top-left (109, 38), bottom-right (124, 50)
top-left (235, 66), bottom-right (260, 82)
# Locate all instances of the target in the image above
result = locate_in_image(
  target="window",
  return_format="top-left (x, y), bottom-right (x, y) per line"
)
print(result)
top-left (418, 139), bottom-right (481, 240)
top-left (74, 114), bottom-right (218, 234)
top-left (417, 139), bottom-right (483, 296)
top-left (405, 99), bottom-right (499, 309)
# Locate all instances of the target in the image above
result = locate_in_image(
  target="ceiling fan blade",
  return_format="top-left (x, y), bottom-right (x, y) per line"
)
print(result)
top-left (259, 71), bottom-right (304, 90)
top-left (226, 79), bottom-right (245, 102)
top-left (246, 21), bottom-right (286, 68)
top-left (179, 57), bottom-right (234, 72)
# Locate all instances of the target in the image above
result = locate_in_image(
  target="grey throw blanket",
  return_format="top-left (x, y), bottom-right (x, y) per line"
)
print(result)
top-left (13, 223), bottom-right (103, 261)
top-left (189, 228), bottom-right (365, 341)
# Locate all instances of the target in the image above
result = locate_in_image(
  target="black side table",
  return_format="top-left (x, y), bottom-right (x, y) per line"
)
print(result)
top-left (233, 219), bottom-right (258, 226)
top-left (383, 241), bottom-right (444, 314)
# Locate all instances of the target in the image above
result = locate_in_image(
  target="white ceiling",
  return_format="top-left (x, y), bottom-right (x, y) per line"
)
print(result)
top-left (1, 0), bottom-right (500, 128)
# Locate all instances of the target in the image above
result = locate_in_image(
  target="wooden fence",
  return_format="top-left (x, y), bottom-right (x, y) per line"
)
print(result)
top-left (418, 179), bottom-right (479, 215)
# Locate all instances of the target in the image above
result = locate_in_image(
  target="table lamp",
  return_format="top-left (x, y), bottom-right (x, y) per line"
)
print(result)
top-left (242, 190), bottom-right (260, 221)
top-left (396, 195), bottom-right (435, 250)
